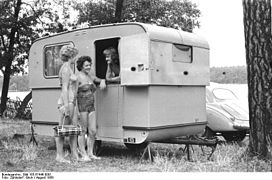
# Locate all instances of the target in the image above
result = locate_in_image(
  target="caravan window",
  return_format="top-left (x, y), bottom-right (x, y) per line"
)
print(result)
top-left (172, 44), bottom-right (192, 63)
top-left (44, 43), bottom-right (73, 77)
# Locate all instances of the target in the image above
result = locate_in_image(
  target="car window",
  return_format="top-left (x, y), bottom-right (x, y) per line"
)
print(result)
top-left (212, 88), bottom-right (238, 100)
top-left (206, 89), bottom-right (214, 103)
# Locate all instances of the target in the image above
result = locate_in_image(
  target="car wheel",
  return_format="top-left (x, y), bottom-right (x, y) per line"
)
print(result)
top-left (125, 142), bottom-right (149, 151)
top-left (222, 132), bottom-right (246, 142)
top-left (202, 127), bottom-right (216, 139)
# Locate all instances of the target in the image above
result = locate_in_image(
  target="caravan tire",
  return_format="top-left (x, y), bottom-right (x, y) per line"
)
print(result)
top-left (125, 142), bottom-right (149, 151)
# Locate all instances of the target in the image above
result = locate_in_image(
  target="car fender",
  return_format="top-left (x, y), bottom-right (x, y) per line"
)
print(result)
top-left (206, 105), bottom-right (236, 132)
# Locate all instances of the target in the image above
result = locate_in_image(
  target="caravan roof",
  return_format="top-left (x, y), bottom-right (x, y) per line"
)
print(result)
top-left (33, 22), bottom-right (209, 49)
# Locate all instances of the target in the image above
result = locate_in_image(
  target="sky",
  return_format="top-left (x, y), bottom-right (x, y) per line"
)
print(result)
top-left (192, 0), bottom-right (246, 67)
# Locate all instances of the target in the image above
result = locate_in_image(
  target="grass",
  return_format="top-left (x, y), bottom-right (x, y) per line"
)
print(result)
top-left (0, 118), bottom-right (272, 172)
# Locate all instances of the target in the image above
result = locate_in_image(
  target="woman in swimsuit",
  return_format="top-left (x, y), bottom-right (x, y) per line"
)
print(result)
top-left (56, 44), bottom-right (79, 163)
top-left (76, 56), bottom-right (106, 160)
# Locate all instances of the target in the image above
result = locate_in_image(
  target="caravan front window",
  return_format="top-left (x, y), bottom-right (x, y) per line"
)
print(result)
top-left (44, 43), bottom-right (73, 77)
top-left (172, 44), bottom-right (192, 63)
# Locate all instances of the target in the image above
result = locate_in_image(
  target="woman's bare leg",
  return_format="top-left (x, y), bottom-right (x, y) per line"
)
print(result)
top-left (56, 137), bottom-right (70, 162)
top-left (55, 114), bottom-right (70, 163)
top-left (68, 103), bottom-right (79, 161)
top-left (77, 112), bottom-right (90, 161)
top-left (87, 111), bottom-right (100, 159)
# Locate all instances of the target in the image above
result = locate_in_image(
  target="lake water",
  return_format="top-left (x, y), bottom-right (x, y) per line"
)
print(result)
top-left (7, 91), bottom-right (30, 101)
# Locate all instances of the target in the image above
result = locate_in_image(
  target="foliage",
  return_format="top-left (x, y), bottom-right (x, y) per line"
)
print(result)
top-left (40, 0), bottom-right (80, 32)
top-left (0, 0), bottom-right (74, 75)
top-left (9, 75), bottom-right (29, 91)
top-left (1, 0), bottom-right (45, 74)
top-left (123, 0), bottom-right (200, 32)
top-left (75, 0), bottom-right (116, 26)
top-left (210, 66), bottom-right (247, 84)
top-left (75, 0), bottom-right (201, 32)
top-left (0, 75), bottom-right (29, 91)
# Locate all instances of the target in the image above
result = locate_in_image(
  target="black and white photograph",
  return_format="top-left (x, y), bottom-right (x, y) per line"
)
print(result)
top-left (0, 0), bottom-right (272, 177)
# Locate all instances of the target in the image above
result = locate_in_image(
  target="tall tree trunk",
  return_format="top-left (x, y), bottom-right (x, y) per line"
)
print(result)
top-left (0, 0), bottom-right (22, 116)
top-left (114, 0), bottom-right (124, 23)
top-left (243, 0), bottom-right (272, 159)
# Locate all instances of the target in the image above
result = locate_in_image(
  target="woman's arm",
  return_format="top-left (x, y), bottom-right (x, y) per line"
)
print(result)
top-left (60, 67), bottom-right (70, 116)
top-left (92, 75), bottom-right (106, 90)
top-left (107, 76), bottom-right (120, 83)
top-left (105, 62), bottom-right (112, 80)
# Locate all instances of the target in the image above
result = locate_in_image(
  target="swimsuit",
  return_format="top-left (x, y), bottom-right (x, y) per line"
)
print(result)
top-left (77, 83), bottom-right (96, 113)
top-left (57, 63), bottom-right (77, 107)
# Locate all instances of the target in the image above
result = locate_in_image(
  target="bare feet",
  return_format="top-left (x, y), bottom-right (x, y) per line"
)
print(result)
top-left (77, 148), bottom-right (83, 157)
top-left (56, 156), bottom-right (70, 163)
top-left (89, 155), bottom-right (101, 160)
top-left (79, 155), bottom-right (91, 162)
top-left (64, 151), bottom-right (69, 158)
top-left (71, 152), bottom-right (79, 161)
top-left (70, 156), bottom-right (79, 163)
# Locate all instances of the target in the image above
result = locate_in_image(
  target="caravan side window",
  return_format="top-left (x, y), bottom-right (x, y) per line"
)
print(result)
top-left (44, 43), bottom-right (73, 77)
top-left (172, 44), bottom-right (192, 63)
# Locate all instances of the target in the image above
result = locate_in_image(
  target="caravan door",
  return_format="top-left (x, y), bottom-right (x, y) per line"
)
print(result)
top-left (119, 34), bottom-right (150, 86)
top-left (95, 38), bottom-right (123, 141)
top-left (96, 84), bottom-right (123, 141)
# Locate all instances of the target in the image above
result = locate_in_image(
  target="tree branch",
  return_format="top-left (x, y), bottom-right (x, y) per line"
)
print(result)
top-left (21, 2), bottom-right (46, 28)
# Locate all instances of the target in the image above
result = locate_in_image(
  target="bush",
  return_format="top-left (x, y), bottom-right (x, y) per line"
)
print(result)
top-left (210, 66), bottom-right (247, 84)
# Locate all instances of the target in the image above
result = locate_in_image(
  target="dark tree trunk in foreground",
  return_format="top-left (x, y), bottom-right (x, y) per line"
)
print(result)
top-left (243, 0), bottom-right (272, 159)
top-left (0, 0), bottom-right (22, 115)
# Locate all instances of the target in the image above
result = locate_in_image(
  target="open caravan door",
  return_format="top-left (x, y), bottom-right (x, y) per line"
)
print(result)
top-left (119, 34), bottom-right (150, 86)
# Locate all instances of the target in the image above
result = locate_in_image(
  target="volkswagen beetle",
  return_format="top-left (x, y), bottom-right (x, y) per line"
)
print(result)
top-left (205, 83), bottom-right (249, 142)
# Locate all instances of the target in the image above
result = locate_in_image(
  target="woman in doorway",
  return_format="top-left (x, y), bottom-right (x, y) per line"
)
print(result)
top-left (103, 47), bottom-right (120, 83)
top-left (76, 56), bottom-right (106, 160)
top-left (56, 44), bottom-right (79, 163)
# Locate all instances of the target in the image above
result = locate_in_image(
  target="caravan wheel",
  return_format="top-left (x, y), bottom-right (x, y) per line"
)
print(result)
top-left (125, 142), bottom-right (149, 151)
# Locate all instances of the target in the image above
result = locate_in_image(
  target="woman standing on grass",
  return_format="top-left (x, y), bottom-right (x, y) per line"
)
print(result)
top-left (56, 45), bottom-right (79, 163)
top-left (76, 56), bottom-right (106, 161)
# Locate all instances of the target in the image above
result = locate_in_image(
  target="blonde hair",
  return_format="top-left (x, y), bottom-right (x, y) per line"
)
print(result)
top-left (59, 45), bottom-right (79, 62)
